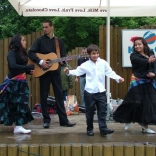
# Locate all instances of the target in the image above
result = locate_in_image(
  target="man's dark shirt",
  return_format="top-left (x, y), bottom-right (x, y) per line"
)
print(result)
top-left (77, 57), bottom-right (89, 77)
top-left (28, 35), bottom-right (66, 75)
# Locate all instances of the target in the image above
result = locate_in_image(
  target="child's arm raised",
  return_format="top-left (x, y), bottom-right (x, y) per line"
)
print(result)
top-left (64, 67), bottom-right (69, 74)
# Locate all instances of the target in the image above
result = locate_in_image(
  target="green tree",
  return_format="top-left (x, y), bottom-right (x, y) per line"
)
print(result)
top-left (1, 0), bottom-right (156, 52)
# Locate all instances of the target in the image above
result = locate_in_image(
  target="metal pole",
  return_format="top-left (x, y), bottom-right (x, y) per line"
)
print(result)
top-left (106, 0), bottom-right (111, 120)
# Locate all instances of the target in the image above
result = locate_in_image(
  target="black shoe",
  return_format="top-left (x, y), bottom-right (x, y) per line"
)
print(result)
top-left (0, 120), bottom-right (4, 124)
top-left (60, 122), bottom-right (76, 127)
top-left (87, 130), bottom-right (94, 136)
top-left (100, 128), bottom-right (114, 136)
top-left (43, 123), bottom-right (50, 128)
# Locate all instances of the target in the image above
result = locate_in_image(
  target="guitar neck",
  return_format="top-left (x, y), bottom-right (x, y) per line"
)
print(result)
top-left (51, 54), bottom-right (87, 63)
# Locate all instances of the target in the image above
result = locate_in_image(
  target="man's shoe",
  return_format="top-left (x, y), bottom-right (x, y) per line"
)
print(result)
top-left (43, 123), bottom-right (50, 128)
top-left (87, 130), bottom-right (94, 136)
top-left (100, 128), bottom-right (114, 136)
top-left (60, 122), bottom-right (76, 127)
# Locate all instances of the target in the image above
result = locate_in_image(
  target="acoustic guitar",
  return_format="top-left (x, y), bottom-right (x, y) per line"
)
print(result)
top-left (28, 53), bottom-right (88, 77)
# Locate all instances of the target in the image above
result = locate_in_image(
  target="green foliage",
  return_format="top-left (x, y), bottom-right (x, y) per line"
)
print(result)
top-left (52, 17), bottom-right (105, 51)
top-left (110, 17), bottom-right (156, 28)
top-left (1, 0), bottom-right (156, 52)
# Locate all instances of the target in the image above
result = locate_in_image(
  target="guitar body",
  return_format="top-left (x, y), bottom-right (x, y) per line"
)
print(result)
top-left (28, 53), bottom-right (59, 77)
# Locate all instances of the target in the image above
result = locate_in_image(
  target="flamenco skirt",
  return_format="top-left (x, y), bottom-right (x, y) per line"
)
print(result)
top-left (0, 79), bottom-right (34, 126)
top-left (113, 82), bottom-right (156, 125)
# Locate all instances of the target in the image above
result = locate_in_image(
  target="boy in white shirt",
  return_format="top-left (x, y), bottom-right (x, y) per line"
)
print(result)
top-left (64, 44), bottom-right (124, 136)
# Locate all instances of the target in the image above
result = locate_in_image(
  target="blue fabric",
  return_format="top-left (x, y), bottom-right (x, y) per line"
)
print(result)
top-left (129, 76), bottom-right (156, 90)
top-left (0, 76), bottom-right (27, 94)
top-left (0, 77), bottom-right (10, 94)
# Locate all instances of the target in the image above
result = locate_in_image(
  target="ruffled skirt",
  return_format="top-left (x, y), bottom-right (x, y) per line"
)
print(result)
top-left (113, 76), bottom-right (156, 125)
top-left (0, 74), bottom-right (34, 126)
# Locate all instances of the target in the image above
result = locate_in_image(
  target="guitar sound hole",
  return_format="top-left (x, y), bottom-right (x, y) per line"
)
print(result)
top-left (46, 59), bottom-right (53, 66)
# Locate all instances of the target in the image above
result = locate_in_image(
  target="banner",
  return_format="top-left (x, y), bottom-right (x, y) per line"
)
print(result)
top-left (122, 30), bottom-right (156, 67)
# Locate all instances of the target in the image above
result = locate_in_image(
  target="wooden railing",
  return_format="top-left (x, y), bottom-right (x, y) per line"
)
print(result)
top-left (0, 143), bottom-right (155, 156)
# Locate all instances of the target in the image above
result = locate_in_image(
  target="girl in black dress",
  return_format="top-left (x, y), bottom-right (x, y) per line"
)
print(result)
top-left (0, 34), bottom-right (34, 134)
top-left (113, 37), bottom-right (156, 134)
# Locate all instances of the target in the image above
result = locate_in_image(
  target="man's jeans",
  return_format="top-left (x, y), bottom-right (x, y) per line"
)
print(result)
top-left (80, 77), bottom-right (86, 107)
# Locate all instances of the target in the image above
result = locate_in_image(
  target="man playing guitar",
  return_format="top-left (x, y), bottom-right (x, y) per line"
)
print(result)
top-left (28, 20), bottom-right (76, 128)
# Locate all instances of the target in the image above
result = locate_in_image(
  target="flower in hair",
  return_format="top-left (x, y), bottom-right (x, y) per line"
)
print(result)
top-left (130, 36), bottom-right (138, 42)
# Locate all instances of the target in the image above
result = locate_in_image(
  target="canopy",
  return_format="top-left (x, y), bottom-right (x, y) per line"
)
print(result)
top-left (8, 0), bottom-right (156, 17)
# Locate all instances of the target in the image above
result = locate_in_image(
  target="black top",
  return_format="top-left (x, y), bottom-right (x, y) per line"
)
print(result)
top-left (7, 50), bottom-right (34, 78)
top-left (28, 35), bottom-right (66, 75)
top-left (77, 57), bottom-right (89, 77)
top-left (130, 52), bottom-right (156, 79)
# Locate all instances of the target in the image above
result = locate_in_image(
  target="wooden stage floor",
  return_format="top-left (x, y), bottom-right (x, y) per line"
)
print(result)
top-left (0, 113), bottom-right (156, 145)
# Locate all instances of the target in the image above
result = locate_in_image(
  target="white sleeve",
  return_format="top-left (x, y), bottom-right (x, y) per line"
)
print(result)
top-left (69, 65), bottom-right (85, 76)
top-left (39, 60), bottom-right (43, 65)
top-left (105, 61), bottom-right (121, 82)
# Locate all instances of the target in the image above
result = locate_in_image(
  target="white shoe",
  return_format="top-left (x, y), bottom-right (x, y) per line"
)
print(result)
top-left (125, 123), bottom-right (131, 130)
top-left (14, 126), bottom-right (31, 134)
top-left (142, 126), bottom-right (156, 134)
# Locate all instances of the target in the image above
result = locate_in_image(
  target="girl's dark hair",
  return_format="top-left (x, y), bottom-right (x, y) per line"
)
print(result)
top-left (9, 34), bottom-right (27, 59)
top-left (9, 34), bottom-right (26, 53)
top-left (133, 37), bottom-right (150, 55)
top-left (87, 44), bottom-right (99, 54)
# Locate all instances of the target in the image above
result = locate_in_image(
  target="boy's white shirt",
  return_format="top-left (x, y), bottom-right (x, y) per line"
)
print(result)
top-left (68, 57), bottom-right (121, 94)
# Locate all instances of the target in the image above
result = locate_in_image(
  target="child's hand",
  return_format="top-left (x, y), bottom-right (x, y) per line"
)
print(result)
top-left (30, 70), bottom-right (34, 75)
top-left (75, 77), bottom-right (78, 82)
top-left (147, 72), bottom-right (155, 78)
top-left (64, 67), bottom-right (69, 74)
top-left (119, 77), bottom-right (124, 83)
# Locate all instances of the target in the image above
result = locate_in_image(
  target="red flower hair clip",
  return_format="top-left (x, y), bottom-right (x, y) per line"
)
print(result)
top-left (130, 36), bottom-right (138, 42)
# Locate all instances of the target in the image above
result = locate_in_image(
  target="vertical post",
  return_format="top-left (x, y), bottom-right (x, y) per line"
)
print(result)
top-left (8, 144), bottom-right (18, 156)
top-left (106, 93), bottom-right (111, 120)
top-left (82, 144), bottom-right (92, 156)
top-left (50, 144), bottom-right (60, 156)
top-left (92, 143), bottom-right (103, 156)
top-left (113, 143), bottom-right (123, 156)
top-left (0, 144), bottom-right (7, 156)
top-left (61, 144), bottom-right (71, 156)
top-left (40, 144), bottom-right (50, 156)
top-left (72, 143), bottom-right (82, 156)
top-left (29, 144), bottom-right (40, 156)
top-left (106, 0), bottom-right (111, 119)
top-left (18, 144), bottom-right (29, 156)
top-left (134, 143), bottom-right (144, 156)
top-left (106, 0), bottom-right (110, 102)
top-left (124, 143), bottom-right (134, 156)
top-left (103, 143), bottom-right (113, 156)
top-left (145, 144), bottom-right (155, 156)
